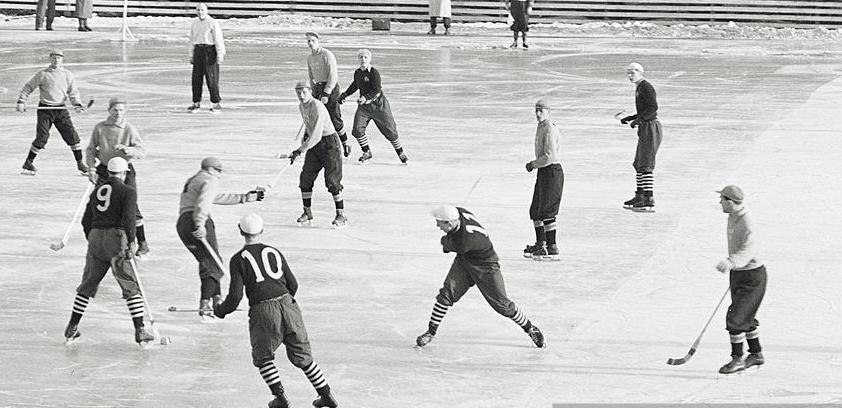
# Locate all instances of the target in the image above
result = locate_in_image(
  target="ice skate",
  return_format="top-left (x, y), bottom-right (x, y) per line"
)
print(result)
top-left (135, 326), bottom-right (155, 345)
top-left (527, 325), bottom-right (546, 348)
top-left (416, 331), bottom-right (435, 347)
top-left (268, 393), bottom-right (290, 408)
top-left (744, 352), bottom-right (764, 369)
top-left (522, 242), bottom-right (543, 259)
top-left (198, 298), bottom-right (215, 321)
top-left (533, 243), bottom-right (559, 262)
top-left (631, 194), bottom-right (655, 213)
top-left (358, 150), bottom-right (373, 164)
top-left (426, 28), bottom-right (436, 35)
top-left (21, 159), bottom-right (37, 176)
top-left (64, 322), bottom-right (81, 345)
top-left (623, 191), bottom-right (642, 209)
top-left (210, 103), bottom-right (222, 114)
top-left (135, 241), bottom-right (150, 257)
top-left (312, 391), bottom-right (338, 408)
top-left (522, 42), bottom-right (529, 49)
top-left (398, 151), bottom-right (408, 165)
top-left (76, 161), bottom-right (89, 176)
top-left (297, 207), bottom-right (313, 226)
top-left (444, 28), bottom-right (451, 35)
top-left (509, 41), bottom-right (518, 48)
top-left (187, 103), bottom-right (200, 113)
top-left (718, 356), bottom-right (746, 374)
top-left (331, 213), bottom-right (348, 229)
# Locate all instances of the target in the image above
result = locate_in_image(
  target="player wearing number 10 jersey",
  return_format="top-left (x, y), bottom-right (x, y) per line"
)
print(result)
top-left (214, 213), bottom-right (338, 408)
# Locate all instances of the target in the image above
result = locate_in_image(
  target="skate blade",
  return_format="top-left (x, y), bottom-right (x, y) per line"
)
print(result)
top-left (64, 338), bottom-right (80, 346)
top-left (297, 220), bottom-right (313, 227)
top-left (20, 170), bottom-right (36, 176)
top-left (200, 315), bottom-right (217, 323)
top-left (332, 223), bottom-right (348, 230)
top-left (631, 207), bottom-right (655, 213)
top-left (533, 255), bottom-right (560, 262)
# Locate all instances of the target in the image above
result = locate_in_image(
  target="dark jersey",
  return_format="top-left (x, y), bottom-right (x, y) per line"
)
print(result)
top-left (440, 207), bottom-right (499, 265)
top-left (216, 243), bottom-right (299, 316)
top-left (81, 177), bottom-right (137, 243)
top-left (634, 79), bottom-right (658, 121)
top-left (342, 67), bottom-right (382, 101)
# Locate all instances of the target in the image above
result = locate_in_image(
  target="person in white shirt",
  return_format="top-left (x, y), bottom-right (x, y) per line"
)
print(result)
top-left (188, 3), bottom-right (226, 113)
top-left (523, 98), bottom-right (563, 261)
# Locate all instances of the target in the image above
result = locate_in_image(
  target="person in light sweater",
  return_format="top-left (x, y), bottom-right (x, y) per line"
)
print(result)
top-left (188, 3), bottom-right (226, 113)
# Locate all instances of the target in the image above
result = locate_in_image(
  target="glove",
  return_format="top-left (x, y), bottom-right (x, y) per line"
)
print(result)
top-left (192, 224), bottom-right (207, 240)
top-left (342, 142), bottom-right (351, 158)
top-left (124, 241), bottom-right (138, 259)
top-left (88, 170), bottom-right (98, 184)
top-left (629, 120), bottom-right (639, 129)
top-left (320, 96), bottom-right (329, 105)
top-left (16, 102), bottom-right (25, 113)
top-left (244, 186), bottom-right (266, 202)
top-left (213, 304), bottom-right (225, 319)
top-left (715, 259), bottom-right (734, 274)
top-left (74, 104), bottom-right (86, 113)
top-left (525, 162), bottom-right (534, 172)
top-left (620, 115), bottom-right (635, 125)
top-left (338, 92), bottom-right (347, 104)
top-left (288, 149), bottom-right (301, 164)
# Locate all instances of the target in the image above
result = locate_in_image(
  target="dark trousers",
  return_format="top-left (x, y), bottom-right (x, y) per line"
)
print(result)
top-left (35, 0), bottom-right (56, 28)
top-left (192, 45), bottom-right (221, 104)
top-left (633, 119), bottom-right (662, 173)
top-left (249, 295), bottom-right (314, 368)
top-left (312, 83), bottom-right (345, 135)
top-left (176, 212), bottom-right (224, 290)
top-left (436, 258), bottom-right (517, 318)
top-left (33, 104), bottom-right (81, 150)
top-left (96, 163), bottom-right (143, 221)
top-left (299, 134), bottom-right (344, 195)
top-left (510, 1), bottom-right (530, 33)
top-left (726, 265), bottom-right (767, 333)
top-left (429, 17), bottom-right (451, 29)
top-left (351, 95), bottom-right (399, 141)
top-left (529, 164), bottom-right (564, 221)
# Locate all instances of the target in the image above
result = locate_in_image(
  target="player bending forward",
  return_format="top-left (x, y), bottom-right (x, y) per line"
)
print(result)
top-left (416, 205), bottom-right (545, 348)
top-left (214, 213), bottom-right (339, 408)
top-left (64, 158), bottom-right (155, 346)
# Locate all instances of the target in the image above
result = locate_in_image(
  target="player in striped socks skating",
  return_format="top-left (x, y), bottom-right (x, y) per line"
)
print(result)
top-left (619, 62), bottom-right (662, 212)
top-left (214, 214), bottom-right (338, 408)
top-left (416, 205), bottom-right (545, 348)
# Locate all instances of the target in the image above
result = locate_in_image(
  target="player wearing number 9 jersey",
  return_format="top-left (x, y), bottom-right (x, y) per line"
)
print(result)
top-left (64, 157), bottom-right (155, 345)
top-left (415, 205), bottom-right (546, 349)
top-left (214, 213), bottom-right (339, 408)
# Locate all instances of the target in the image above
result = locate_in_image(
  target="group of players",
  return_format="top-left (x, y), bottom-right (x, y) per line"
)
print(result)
top-left (10, 7), bottom-right (768, 406)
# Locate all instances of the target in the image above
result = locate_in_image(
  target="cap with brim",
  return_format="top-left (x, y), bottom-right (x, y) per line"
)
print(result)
top-left (294, 81), bottom-right (311, 89)
top-left (109, 97), bottom-right (127, 109)
top-left (107, 157), bottom-right (129, 173)
top-left (535, 99), bottom-right (551, 110)
top-left (201, 156), bottom-right (223, 171)
top-left (304, 32), bottom-right (319, 39)
top-left (238, 213), bottom-right (264, 234)
top-left (626, 62), bottom-right (644, 73)
top-left (716, 185), bottom-right (744, 203)
top-left (50, 49), bottom-right (64, 57)
top-left (430, 205), bottom-right (459, 221)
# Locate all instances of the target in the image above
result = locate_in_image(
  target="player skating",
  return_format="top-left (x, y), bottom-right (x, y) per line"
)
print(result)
top-left (523, 99), bottom-right (563, 261)
top-left (63, 158), bottom-right (154, 346)
top-left (305, 32), bottom-right (352, 157)
top-left (338, 49), bottom-right (408, 164)
top-left (214, 213), bottom-right (339, 408)
top-left (176, 157), bottom-right (265, 319)
top-left (715, 185), bottom-right (767, 374)
top-left (16, 49), bottom-right (90, 176)
top-left (286, 81), bottom-right (348, 229)
top-left (85, 97), bottom-right (151, 257)
top-left (619, 62), bottom-right (662, 212)
top-left (416, 205), bottom-right (546, 348)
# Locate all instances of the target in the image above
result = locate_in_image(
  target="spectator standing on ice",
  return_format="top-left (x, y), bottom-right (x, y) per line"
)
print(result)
top-left (427, 0), bottom-right (452, 35)
top-left (506, 0), bottom-right (533, 48)
top-left (75, 0), bottom-right (92, 31)
top-left (35, 0), bottom-right (56, 30)
top-left (188, 3), bottom-right (225, 114)
top-left (16, 49), bottom-right (90, 176)
top-left (715, 185), bottom-right (767, 374)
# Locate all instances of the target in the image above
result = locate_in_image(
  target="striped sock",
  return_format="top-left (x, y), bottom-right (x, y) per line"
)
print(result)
top-left (641, 172), bottom-right (654, 193)
top-left (356, 134), bottom-right (370, 150)
top-left (729, 332), bottom-right (746, 356)
top-left (509, 304), bottom-right (532, 331)
top-left (746, 328), bottom-right (761, 353)
top-left (389, 138), bottom-right (404, 154)
top-left (27, 146), bottom-right (40, 161)
top-left (333, 193), bottom-right (344, 210)
top-left (302, 191), bottom-right (313, 208)
top-left (542, 218), bottom-right (557, 245)
top-left (428, 301), bottom-right (450, 334)
top-left (126, 295), bottom-right (145, 320)
top-left (532, 220), bottom-right (544, 243)
top-left (636, 172), bottom-right (644, 191)
top-left (258, 361), bottom-right (283, 389)
top-left (70, 293), bottom-right (90, 324)
top-left (302, 361), bottom-right (328, 391)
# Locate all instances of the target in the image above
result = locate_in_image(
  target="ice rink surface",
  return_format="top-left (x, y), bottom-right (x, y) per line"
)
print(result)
top-left (1, 17), bottom-right (842, 407)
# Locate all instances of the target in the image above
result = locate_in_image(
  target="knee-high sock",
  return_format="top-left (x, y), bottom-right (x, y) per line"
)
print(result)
top-left (509, 304), bottom-right (533, 332)
top-left (542, 217), bottom-right (557, 245)
top-left (729, 332), bottom-right (746, 356)
top-left (746, 328), bottom-right (761, 353)
top-left (302, 361), bottom-right (328, 391)
top-left (258, 361), bottom-right (284, 395)
top-left (69, 293), bottom-right (90, 325)
top-left (355, 133), bottom-right (370, 150)
top-left (427, 301), bottom-right (450, 335)
top-left (333, 193), bottom-right (344, 211)
top-left (126, 294), bottom-right (145, 328)
top-left (389, 138), bottom-right (404, 155)
top-left (301, 190), bottom-right (313, 208)
top-left (641, 172), bottom-right (654, 193)
top-left (533, 220), bottom-right (544, 243)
